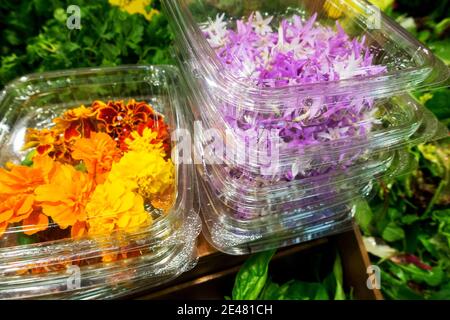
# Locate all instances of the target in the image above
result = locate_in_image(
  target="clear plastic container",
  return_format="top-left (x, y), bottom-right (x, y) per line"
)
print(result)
top-left (197, 150), bottom-right (419, 254)
top-left (193, 95), bottom-right (444, 177)
top-left (164, 0), bottom-right (449, 102)
top-left (165, 0), bottom-right (449, 169)
top-left (0, 65), bottom-right (201, 299)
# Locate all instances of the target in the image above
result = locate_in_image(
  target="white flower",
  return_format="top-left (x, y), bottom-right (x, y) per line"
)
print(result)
top-left (275, 25), bottom-right (300, 54)
top-left (201, 13), bottom-right (228, 48)
top-left (259, 47), bottom-right (272, 66)
top-left (333, 52), bottom-right (365, 80)
top-left (291, 158), bottom-right (311, 177)
top-left (363, 237), bottom-right (397, 259)
top-left (317, 127), bottom-right (349, 141)
top-left (252, 11), bottom-right (273, 35)
top-left (361, 107), bottom-right (381, 125)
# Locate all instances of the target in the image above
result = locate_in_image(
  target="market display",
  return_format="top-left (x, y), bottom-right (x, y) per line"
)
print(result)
top-left (0, 0), bottom-right (448, 301)
top-left (164, 0), bottom-right (449, 254)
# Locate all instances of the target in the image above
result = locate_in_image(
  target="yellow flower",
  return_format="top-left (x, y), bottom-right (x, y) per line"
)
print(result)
top-left (108, 149), bottom-right (175, 203)
top-left (125, 128), bottom-right (165, 155)
top-left (85, 179), bottom-right (150, 236)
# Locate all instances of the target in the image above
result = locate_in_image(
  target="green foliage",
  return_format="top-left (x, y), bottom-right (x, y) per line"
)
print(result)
top-left (0, 0), bottom-right (173, 88)
top-left (231, 250), bottom-right (348, 300)
top-left (232, 249), bottom-right (275, 300)
top-left (356, 1), bottom-right (450, 300)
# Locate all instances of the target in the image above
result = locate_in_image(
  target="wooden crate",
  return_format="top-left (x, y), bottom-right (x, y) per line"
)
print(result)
top-left (129, 223), bottom-right (382, 300)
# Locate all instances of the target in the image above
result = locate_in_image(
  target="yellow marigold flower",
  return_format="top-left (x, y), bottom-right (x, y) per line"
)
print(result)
top-left (85, 179), bottom-right (150, 236)
top-left (125, 128), bottom-right (165, 155)
top-left (108, 149), bottom-right (175, 203)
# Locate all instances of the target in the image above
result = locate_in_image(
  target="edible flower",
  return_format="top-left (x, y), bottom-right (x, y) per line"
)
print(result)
top-left (72, 132), bottom-right (122, 184)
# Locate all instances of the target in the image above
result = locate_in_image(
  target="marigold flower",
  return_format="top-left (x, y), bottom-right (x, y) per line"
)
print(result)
top-left (93, 99), bottom-right (169, 150)
top-left (0, 155), bottom-right (57, 236)
top-left (0, 195), bottom-right (36, 237)
top-left (23, 128), bottom-right (73, 162)
top-left (108, 149), bottom-right (175, 209)
top-left (136, 118), bottom-right (171, 155)
top-left (85, 179), bottom-right (150, 236)
top-left (125, 128), bottom-right (165, 155)
top-left (35, 164), bottom-right (94, 230)
top-left (53, 105), bottom-right (98, 140)
top-left (72, 132), bottom-right (122, 184)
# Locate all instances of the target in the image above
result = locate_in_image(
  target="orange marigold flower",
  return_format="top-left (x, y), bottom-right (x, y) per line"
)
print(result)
top-left (0, 165), bottom-right (45, 196)
top-left (35, 164), bottom-right (94, 230)
top-left (93, 99), bottom-right (167, 150)
top-left (21, 209), bottom-right (49, 236)
top-left (23, 128), bottom-right (73, 162)
top-left (53, 105), bottom-right (98, 140)
top-left (72, 132), bottom-right (122, 185)
top-left (0, 195), bottom-right (35, 237)
top-left (0, 155), bottom-right (58, 236)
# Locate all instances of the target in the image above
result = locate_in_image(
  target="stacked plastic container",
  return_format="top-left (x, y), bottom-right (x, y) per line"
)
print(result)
top-left (163, 0), bottom-right (449, 254)
top-left (0, 66), bottom-right (201, 299)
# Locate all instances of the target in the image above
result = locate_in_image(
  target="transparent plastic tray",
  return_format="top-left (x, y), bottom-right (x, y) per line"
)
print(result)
top-left (164, 0), bottom-right (449, 106)
top-left (197, 149), bottom-right (414, 218)
top-left (167, 0), bottom-right (449, 172)
top-left (0, 66), bottom-right (201, 299)
top-left (198, 169), bottom-right (360, 254)
top-left (194, 101), bottom-right (445, 180)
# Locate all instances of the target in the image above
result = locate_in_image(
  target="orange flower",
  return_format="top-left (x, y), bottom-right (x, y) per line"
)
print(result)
top-left (93, 99), bottom-right (166, 150)
top-left (0, 155), bottom-right (57, 237)
top-left (23, 128), bottom-right (73, 162)
top-left (35, 164), bottom-right (94, 230)
top-left (53, 105), bottom-right (98, 140)
top-left (21, 209), bottom-right (49, 236)
top-left (0, 195), bottom-right (34, 237)
top-left (72, 132), bottom-right (122, 184)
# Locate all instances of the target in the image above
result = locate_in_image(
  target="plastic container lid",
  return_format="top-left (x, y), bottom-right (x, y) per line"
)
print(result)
top-left (164, 0), bottom-right (450, 106)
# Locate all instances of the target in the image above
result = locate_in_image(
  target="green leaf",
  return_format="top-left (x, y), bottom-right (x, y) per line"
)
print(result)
top-left (429, 281), bottom-right (450, 300)
top-left (382, 222), bottom-right (406, 242)
top-left (332, 252), bottom-right (346, 300)
top-left (259, 280), bottom-right (285, 300)
top-left (17, 232), bottom-right (39, 245)
top-left (418, 234), bottom-right (439, 257)
top-left (381, 271), bottom-right (423, 300)
top-left (424, 89), bottom-right (450, 122)
top-left (401, 214), bottom-right (420, 225)
top-left (434, 18), bottom-right (450, 36)
top-left (232, 249), bottom-right (276, 300)
top-left (388, 208), bottom-right (401, 221)
top-left (21, 150), bottom-right (37, 167)
top-left (398, 264), bottom-right (445, 287)
top-left (428, 40), bottom-right (450, 65)
top-left (283, 281), bottom-right (329, 300)
top-left (354, 198), bottom-right (373, 235)
top-left (370, 0), bottom-right (395, 11)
